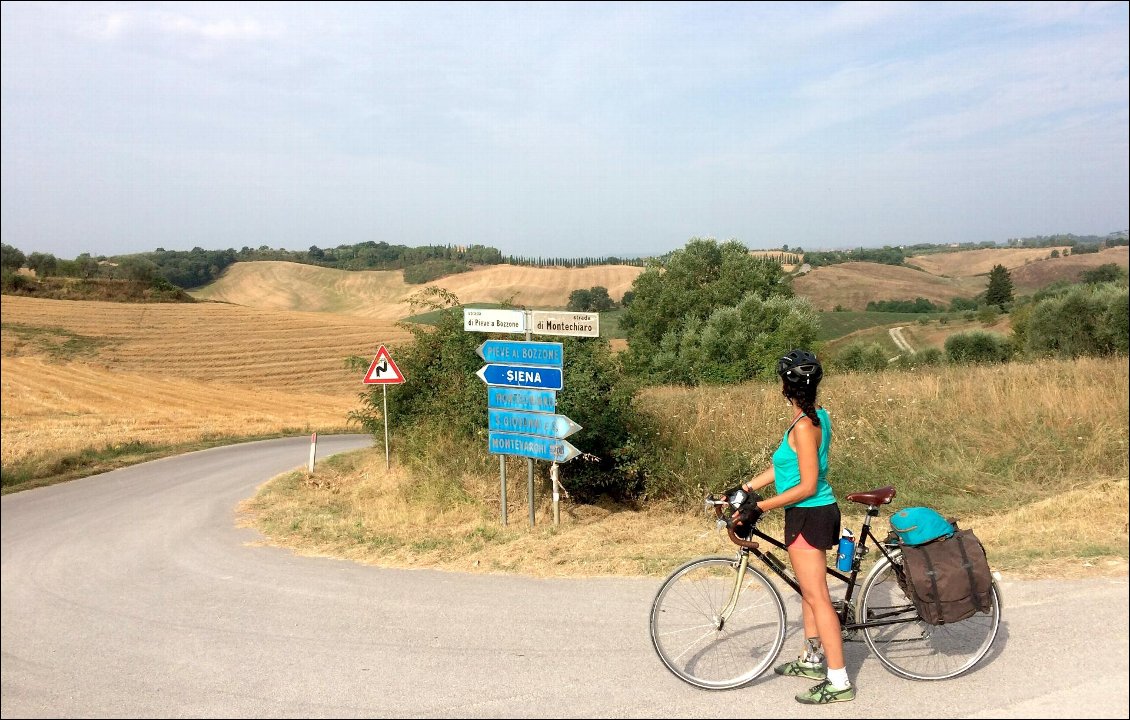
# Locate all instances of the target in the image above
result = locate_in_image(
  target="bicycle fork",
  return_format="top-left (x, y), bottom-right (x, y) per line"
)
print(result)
top-left (714, 552), bottom-right (752, 631)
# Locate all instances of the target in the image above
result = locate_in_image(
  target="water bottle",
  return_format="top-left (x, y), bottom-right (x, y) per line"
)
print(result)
top-left (836, 528), bottom-right (855, 572)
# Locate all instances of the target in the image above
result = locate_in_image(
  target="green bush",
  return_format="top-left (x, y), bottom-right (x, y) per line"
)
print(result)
top-left (1025, 283), bottom-right (1129, 357)
top-left (402, 260), bottom-right (471, 284)
top-left (651, 294), bottom-right (820, 385)
top-left (831, 342), bottom-right (890, 372)
top-left (977, 306), bottom-right (999, 325)
top-left (944, 331), bottom-right (1013, 364)
top-left (894, 347), bottom-right (944, 369)
top-left (1, 269), bottom-right (30, 292)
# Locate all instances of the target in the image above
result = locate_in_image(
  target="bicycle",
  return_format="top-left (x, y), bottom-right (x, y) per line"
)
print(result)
top-left (649, 485), bottom-right (1002, 690)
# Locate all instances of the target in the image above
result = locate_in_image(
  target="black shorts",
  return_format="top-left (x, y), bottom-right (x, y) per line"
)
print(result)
top-left (784, 503), bottom-right (842, 550)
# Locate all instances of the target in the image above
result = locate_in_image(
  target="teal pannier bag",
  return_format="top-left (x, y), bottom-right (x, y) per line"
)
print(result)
top-left (890, 507), bottom-right (955, 546)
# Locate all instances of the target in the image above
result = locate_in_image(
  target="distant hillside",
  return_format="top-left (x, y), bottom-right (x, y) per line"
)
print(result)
top-left (792, 246), bottom-right (1129, 312)
top-left (1008, 246), bottom-right (1128, 293)
top-left (905, 246), bottom-right (1073, 277)
top-left (792, 262), bottom-right (985, 311)
top-left (191, 261), bottom-right (645, 321)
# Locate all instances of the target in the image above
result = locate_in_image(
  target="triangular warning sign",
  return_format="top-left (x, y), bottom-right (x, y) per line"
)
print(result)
top-left (363, 345), bottom-right (405, 384)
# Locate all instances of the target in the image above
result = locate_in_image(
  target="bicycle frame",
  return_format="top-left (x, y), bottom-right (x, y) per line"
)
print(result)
top-left (726, 501), bottom-right (911, 634)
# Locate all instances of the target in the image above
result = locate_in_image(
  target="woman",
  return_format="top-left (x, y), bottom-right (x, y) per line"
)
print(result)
top-left (733, 349), bottom-right (854, 704)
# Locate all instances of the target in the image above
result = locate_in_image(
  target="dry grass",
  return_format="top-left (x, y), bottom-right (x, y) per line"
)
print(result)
top-left (1, 295), bottom-right (409, 471)
top-left (793, 262), bottom-right (985, 311)
top-left (1009, 246), bottom-right (1129, 292)
top-left (905, 247), bottom-right (1074, 277)
top-left (1, 294), bottom-right (410, 395)
top-left (192, 261), bottom-right (646, 319)
top-left (241, 357), bottom-right (1129, 581)
top-left (0, 355), bottom-right (351, 468)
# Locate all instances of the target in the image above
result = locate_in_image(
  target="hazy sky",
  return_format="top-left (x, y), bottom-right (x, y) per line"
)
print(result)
top-left (2, 1), bottom-right (1127, 260)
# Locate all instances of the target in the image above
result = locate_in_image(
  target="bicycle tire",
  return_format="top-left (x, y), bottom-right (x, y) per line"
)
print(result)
top-left (858, 550), bottom-right (1001, 681)
top-left (649, 555), bottom-right (786, 690)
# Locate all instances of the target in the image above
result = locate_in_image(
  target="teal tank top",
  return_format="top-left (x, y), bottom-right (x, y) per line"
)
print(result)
top-left (772, 407), bottom-right (834, 508)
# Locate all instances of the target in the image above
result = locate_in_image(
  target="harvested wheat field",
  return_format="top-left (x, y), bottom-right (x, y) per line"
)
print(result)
top-left (1009, 246), bottom-right (1129, 292)
top-left (1, 295), bottom-right (409, 394)
top-left (192, 261), bottom-right (645, 319)
top-left (0, 356), bottom-right (354, 469)
top-left (793, 262), bottom-right (985, 311)
top-left (1, 295), bottom-right (410, 472)
top-left (905, 246), bottom-right (1074, 277)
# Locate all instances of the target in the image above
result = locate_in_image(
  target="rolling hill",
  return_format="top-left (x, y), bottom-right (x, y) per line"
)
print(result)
top-left (191, 261), bottom-right (645, 321)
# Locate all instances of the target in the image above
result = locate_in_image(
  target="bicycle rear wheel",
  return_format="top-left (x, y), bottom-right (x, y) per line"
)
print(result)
top-left (859, 551), bottom-right (1001, 680)
top-left (649, 556), bottom-right (786, 690)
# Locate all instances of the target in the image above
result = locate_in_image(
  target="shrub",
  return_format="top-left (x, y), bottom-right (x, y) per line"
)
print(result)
top-left (944, 331), bottom-right (1013, 364)
top-left (894, 347), bottom-right (944, 369)
top-left (831, 342), bottom-right (890, 372)
top-left (1025, 283), bottom-right (1129, 357)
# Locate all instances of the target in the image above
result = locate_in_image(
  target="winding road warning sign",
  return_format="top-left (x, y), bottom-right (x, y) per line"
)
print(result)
top-left (363, 345), bottom-right (405, 384)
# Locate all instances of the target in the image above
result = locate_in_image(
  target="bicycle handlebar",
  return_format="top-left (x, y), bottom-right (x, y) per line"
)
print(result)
top-left (704, 494), bottom-right (760, 550)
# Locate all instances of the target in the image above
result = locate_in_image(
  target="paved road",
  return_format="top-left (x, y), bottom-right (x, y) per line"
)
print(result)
top-left (3, 435), bottom-right (1127, 718)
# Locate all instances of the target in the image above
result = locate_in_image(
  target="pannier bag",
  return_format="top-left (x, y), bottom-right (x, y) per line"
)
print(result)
top-left (900, 528), bottom-right (994, 625)
top-left (890, 506), bottom-right (955, 546)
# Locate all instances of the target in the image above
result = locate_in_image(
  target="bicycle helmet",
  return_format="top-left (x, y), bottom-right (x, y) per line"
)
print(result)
top-left (777, 349), bottom-right (823, 386)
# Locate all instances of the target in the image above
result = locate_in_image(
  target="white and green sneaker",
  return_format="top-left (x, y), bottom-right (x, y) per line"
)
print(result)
top-left (773, 658), bottom-right (827, 680)
top-left (795, 679), bottom-right (856, 704)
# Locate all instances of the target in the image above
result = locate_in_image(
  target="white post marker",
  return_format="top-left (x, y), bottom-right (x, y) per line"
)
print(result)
top-left (308, 432), bottom-right (317, 472)
top-left (362, 345), bottom-right (406, 470)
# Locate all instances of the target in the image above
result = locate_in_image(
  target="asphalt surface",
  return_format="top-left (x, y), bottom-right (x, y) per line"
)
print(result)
top-left (2, 434), bottom-right (1127, 718)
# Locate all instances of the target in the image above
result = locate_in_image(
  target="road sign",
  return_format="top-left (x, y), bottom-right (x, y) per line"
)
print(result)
top-left (488, 409), bottom-right (582, 440)
top-left (530, 311), bottom-right (599, 338)
top-left (487, 387), bottom-right (556, 413)
top-left (476, 364), bottom-right (562, 390)
top-left (362, 345), bottom-right (405, 384)
top-left (477, 340), bottom-right (563, 367)
top-left (488, 432), bottom-right (581, 463)
top-left (464, 308), bottom-right (527, 334)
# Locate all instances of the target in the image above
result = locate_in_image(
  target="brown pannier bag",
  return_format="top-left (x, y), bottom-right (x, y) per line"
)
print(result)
top-left (900, 528), bottom-right (994, 625)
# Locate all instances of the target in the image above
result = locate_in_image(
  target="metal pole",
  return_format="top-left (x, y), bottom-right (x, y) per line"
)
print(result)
top-left (382, 384), bottom-right (390, 470)
top-left (500, 455), bottom-right (507, 526)
top-left (551, 462), bottom-right (560, 526)
top-left (526, 316), bottom-right (535, 527)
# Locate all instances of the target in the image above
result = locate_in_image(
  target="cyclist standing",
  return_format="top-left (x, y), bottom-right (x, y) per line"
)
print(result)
top-left (729, 349), bottom-right (855, 704)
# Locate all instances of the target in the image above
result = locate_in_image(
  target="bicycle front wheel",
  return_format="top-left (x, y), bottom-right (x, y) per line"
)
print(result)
top-left (649, 556), bottom-right (786, 690)
top-left (859, 551), bottom-right (1001, 681)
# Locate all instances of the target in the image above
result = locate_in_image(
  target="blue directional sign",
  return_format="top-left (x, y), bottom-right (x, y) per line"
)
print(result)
top-left (489, 432), bottom-right (581, 463)
top-left (476, 364), bottom-right (562, 390)
top-left (488, 387), bottom-right (556, 413)
top-left (477, 340), bottom-right (563, 367)
top-left (489, 409), bottom-right (581, 439)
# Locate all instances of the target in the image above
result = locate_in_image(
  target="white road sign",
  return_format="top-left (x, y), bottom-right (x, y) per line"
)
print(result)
top-left (530, 311), bottom-right (600, 338)
top-left (463, 308), bottom-right (527, 334)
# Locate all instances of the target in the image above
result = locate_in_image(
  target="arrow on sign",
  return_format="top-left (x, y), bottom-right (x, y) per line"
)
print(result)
top-left (476, 340), bottom-right (563, 367)
top-left (488, 432), bottom-right (581, 463)
top-left (488, 409), bottom-right (582, 440)
top-left (476, 364), bottom-right (562, 390)
top-left (487, 387), bottom-right (556, 413)
top-left (363, 345), bottom-right (405, 384)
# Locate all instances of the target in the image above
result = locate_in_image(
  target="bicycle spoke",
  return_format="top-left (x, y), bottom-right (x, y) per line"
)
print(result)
top-left (650, 557), bottom-right (786, 690)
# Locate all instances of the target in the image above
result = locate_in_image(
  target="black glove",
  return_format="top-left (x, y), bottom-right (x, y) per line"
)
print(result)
top-left (724, 487), bottom-right (748, 508)
top-left (730, 493), bottom-right (764, 537)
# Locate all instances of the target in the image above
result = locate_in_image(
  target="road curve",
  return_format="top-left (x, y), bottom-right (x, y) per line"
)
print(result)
top-left (890, 326), bottom-right (914, 353)
top-left (2, 435), bottom-right (1127, 718)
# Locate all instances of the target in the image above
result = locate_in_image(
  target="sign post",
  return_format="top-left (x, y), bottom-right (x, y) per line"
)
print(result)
top-left (362, 345), bottom-right (406, 470)
top-left (465, 307), bottom-right (597, 527)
